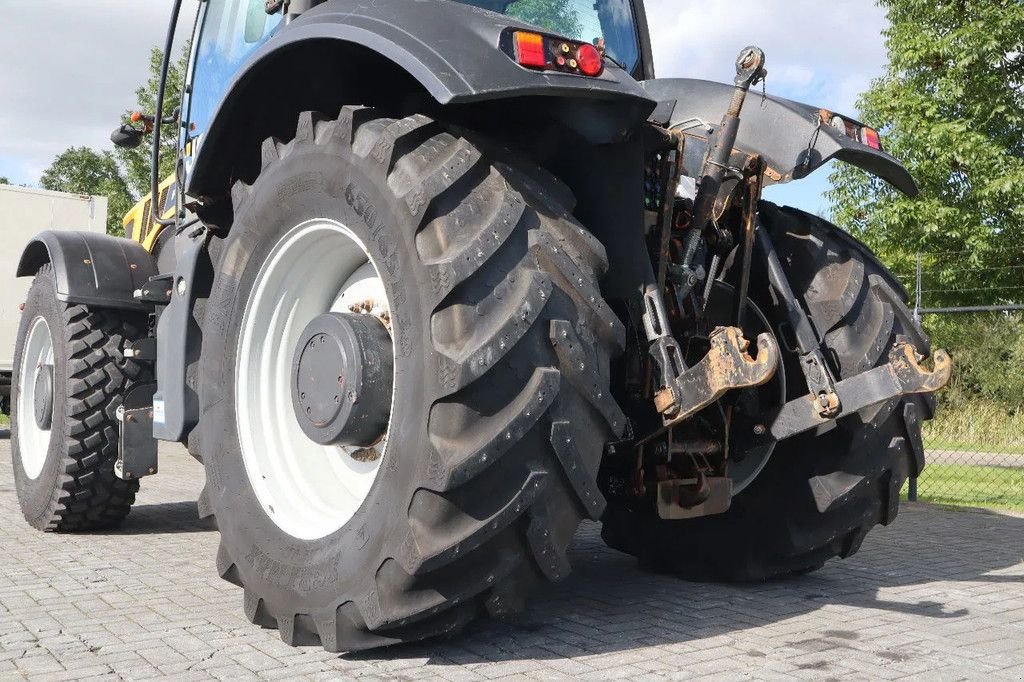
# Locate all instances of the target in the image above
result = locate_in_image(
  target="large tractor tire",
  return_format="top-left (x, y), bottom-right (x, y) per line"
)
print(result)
top-left (601, 202), bottom-right (934, 581)
top-left (198, 107), bottom-right (624, 651)
top-left (11, 265), bottom-right (150, 531)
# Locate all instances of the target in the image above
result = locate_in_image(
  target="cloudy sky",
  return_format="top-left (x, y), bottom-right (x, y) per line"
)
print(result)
top-left (0, 0), bottom-right (888, 214)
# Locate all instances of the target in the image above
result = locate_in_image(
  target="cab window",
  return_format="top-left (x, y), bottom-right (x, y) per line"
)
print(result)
top-left (183, 1), bottom-right (283, 151)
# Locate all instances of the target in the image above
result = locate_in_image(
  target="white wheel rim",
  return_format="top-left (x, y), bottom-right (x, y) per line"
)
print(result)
top-left (236, 219), bottom-right (393, 540)
top-left (17, 316), bottom-right (54, 480)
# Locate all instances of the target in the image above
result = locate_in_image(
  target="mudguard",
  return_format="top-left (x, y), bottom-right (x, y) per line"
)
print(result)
top-left (186, 0), bottom-right (657, 195)
top-left (289, 0), bottom-right (654, 104)
top-left (643, 79), bottom-right (918, 197)
top-left (16, 231), bottom-right (157, 312)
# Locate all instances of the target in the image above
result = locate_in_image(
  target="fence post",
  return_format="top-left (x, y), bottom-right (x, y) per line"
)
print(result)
top-left (908, 253), bottom-right (922, 502)
top-left (913, 253), bottom-right (922, 326)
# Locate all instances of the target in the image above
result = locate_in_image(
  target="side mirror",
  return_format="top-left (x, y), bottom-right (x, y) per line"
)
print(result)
top-left (111, 125), bottom-right (145, 149)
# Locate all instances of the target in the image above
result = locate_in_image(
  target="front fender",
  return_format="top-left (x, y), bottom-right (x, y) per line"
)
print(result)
top-left (643, 78), bottom-right (918, 197)
top-left (17, 231), bottom-right (157, 311)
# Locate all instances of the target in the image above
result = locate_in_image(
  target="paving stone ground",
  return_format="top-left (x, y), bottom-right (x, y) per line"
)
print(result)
top-left (1, 433), bottom-right (1022, 681)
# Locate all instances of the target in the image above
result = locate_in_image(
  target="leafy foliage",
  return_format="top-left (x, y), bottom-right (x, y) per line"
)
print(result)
top-left (926, 312), bottom-right (1024, 411)
top-left (0, 177), bottom-right (9, 185)
top-left (828, 0), bottom-right (1024, 307)
top-left (505, 0), bottom-right (582, 38)
top-left (39, 147), bottom-right (133, 236)
top-left (114, 45), bottom-right (190, 198)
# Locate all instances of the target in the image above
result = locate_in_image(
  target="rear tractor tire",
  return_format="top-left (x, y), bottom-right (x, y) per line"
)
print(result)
top-left (601, 203), bottom-right (935, 581)
top-left (11, 265), bottom-right (150, 531)
top-left (198, 107), bottom-right (625, 651)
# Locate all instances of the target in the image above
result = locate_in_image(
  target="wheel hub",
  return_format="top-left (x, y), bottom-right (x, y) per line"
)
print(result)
top-left (33, 362), bottom-right (54, 430)
top-left (291, 312), bottom-right (393, 448)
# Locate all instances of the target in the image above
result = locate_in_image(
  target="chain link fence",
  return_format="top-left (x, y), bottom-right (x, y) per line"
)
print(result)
top-left (897, 253), bottom-right (1024, 512)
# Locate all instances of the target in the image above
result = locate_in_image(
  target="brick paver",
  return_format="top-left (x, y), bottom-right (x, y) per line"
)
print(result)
top-left (1, 434), bottom-right (1022, 680)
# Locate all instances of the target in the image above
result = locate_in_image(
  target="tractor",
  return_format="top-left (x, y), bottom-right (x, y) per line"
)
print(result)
top-left (10, 0), bottom-right (950, 651)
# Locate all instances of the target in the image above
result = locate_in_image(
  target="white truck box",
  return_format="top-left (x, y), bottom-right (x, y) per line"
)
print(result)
top-left (1, 185), bottom-right (108, 383)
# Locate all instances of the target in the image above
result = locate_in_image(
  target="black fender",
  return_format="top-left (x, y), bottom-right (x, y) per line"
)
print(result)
top-left (16, 231), bottom-right (157, 312)
top-left (186, 0), bottom-right (657, 196)
top-left (643, 79), bottom-right (918, 197)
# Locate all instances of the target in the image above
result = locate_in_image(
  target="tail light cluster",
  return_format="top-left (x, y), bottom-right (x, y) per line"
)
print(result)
top-left (501, 29), bottom-right (605, 78)
top-left (820, 110), bottom-right (883, 151)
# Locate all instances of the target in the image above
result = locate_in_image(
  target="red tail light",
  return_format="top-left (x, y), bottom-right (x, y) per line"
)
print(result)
top-left (820, 109), bottom-right (884, 152)
top-left (513, 31), bottom-right (547, 69)
top-left (505, 30), bottom-right (605, 78)
top-left (861, 127), bottom-right (882, 150)
top-left (576, 43), bottom-right (604, 77)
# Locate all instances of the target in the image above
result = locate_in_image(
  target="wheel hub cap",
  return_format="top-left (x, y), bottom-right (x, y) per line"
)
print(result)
top-left (291, 312), bottom-right (393, 447)
top-left (33, 363), bottom-right (54, 430)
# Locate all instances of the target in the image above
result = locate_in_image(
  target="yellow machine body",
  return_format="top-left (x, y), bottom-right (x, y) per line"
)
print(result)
top-left (123, 174), bottom-right (176, 252)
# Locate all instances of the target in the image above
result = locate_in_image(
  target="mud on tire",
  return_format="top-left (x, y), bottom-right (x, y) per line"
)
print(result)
top-left (198, 107), bottom-right (625, 651)
top-left (601, 202), bottom-right (935, 581)
top-left (11, 264), bottom-right (150, 531)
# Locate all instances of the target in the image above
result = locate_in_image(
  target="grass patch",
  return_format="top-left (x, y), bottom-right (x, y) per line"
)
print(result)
top-left (0, 412), bottom-right (7, 427)
top-left (926, 438), bottom-right (1024, 455)
top-left (903, 463), bottom-right (1024, 513)
top-left (924, 397), bottom-right (1024, 454)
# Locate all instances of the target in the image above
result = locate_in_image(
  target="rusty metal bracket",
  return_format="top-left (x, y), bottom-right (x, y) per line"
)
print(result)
top-left (657, 476), bottom-right (733, 520)
top-left (890, 343), bottom-right (952, 393)
top-left (657, 326), bottom-right (780, 428)
top-left (765, 341), bottom-right (951, 443)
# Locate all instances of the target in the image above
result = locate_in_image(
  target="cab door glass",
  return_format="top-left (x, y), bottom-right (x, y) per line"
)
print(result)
top-left (182, 0), bottom-right (282, 164)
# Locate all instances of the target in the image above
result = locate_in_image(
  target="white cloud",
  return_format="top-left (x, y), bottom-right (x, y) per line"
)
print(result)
top-left (0, 0), bottom-right (193, 185)
top-left (644, 0), bottom-right (887, 113)
top-left (773, 64), bottom-right (816, 90)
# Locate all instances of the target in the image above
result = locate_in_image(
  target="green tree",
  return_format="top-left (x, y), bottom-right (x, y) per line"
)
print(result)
top-left (506, 0), bottom-right (582, 38)
top-left (114, 45), bottom-right (191, 198)
top-left (0, 177), bottom-right (9, 185)
top-left (40, 147), bottom-right (133, 236)
top-left (828, 0), bottom-right (1024, 307)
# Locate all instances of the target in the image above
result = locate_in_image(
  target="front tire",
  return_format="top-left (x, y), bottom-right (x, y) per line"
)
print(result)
top-left (199, 108), bottom-right (624, 651)
top-left (11, 265), bottom-right (149, 531)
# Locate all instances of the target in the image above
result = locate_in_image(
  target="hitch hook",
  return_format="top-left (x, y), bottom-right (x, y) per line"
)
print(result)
top-left (656, 326), bottom-right (780, 427)
top-left (890, 343), bottom-right (952, 394)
